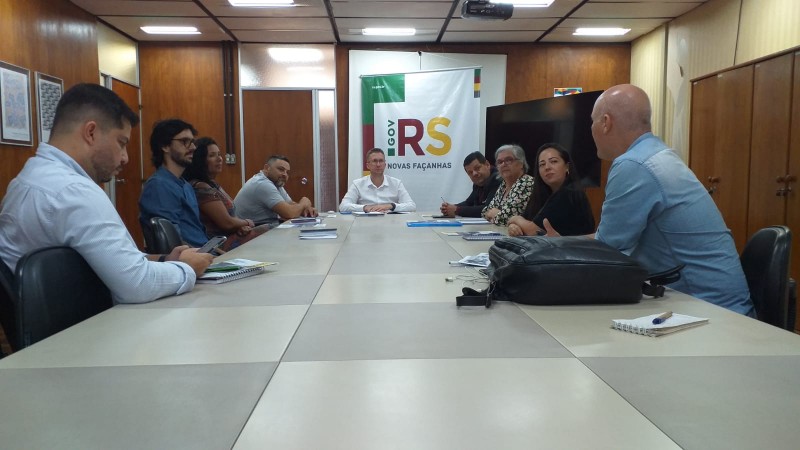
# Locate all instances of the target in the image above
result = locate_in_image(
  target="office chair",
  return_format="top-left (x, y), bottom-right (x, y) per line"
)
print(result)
top-left (14, 247), bottom-right (112, 349)
top-left (740, 225), bottom-right (794, 331)
top-left (147, 217), bottom-right (184, 254)
top-left (0, 258), bottom-right (18, 353)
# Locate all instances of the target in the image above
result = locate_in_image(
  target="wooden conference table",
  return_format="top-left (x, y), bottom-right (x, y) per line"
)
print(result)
top-left (1, 212), bottom-right (800, 449)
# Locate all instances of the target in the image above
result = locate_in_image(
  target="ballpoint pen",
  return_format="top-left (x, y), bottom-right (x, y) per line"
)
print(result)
top-left (652, 311), bottom-right (673, 324)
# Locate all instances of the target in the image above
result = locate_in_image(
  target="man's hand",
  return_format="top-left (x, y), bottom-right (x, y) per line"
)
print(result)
top-left (508, 223), bottom-right (523, 236)
top-left (364, 203), bottom-right (392, 212)
top-left (304, 206), bottom-right (318, 217)
top-left (178, 247), bottom-right (214, 277)
top-left (299, 197), bottom-right (313, 208)
top-left (542, 218), bottom-right (561, 237)
top-left (440, 202), bottom-right (457, 217)
top-left (165, 245), bottom-right (190, 262)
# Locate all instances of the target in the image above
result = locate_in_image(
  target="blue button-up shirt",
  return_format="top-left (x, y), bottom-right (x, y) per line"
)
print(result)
top-left (596, 133), bottom-right (754, 316)
top-left (139, 166), bottom-right (208, 247)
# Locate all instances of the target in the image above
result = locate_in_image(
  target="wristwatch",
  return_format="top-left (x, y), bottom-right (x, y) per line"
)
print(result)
top-left (391, 203), bottom-right (396, 211)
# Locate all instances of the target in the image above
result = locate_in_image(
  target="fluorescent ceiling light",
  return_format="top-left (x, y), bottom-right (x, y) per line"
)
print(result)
top-left (573, 28), bottom-right (631, 36)
top-left (140, 26), bottom-right (200, 35)
top-left (491, 0), bottom-right (554, 7)
top-left (268, 47), bottom-right (323, 63)
top-left (362, 28), bottom-right (416, 36)
top-left (228, 0), bottom-right (294, 6)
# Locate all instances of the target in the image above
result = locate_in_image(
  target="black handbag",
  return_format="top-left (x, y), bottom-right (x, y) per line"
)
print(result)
top-left (456, 236), bottom-right (682, 307)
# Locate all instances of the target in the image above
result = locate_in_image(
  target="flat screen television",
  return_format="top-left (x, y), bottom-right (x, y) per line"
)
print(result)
top-left (485, 90), bottom-right (602, 187)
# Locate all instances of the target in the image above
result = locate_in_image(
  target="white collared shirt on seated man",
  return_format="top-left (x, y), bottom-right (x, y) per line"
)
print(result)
top-left (338, 174), bottom-right (416, 212)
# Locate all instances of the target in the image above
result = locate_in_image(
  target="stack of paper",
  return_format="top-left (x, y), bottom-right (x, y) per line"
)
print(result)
top-left (299, 228), bottom-right (338, 239)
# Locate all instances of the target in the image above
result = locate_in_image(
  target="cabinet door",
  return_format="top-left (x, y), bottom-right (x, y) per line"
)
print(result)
top-left (713, 66), bottom-right (753, 250)
top-left (748, 53), bottom-right (794, 237)
top-left (689, 77), bottom-right (717, 192)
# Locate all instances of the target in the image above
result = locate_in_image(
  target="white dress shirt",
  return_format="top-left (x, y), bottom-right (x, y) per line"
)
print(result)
top-left (0, 143), bottom-right (195, 304)
top-left (338, 175), bottom-right (416, 212)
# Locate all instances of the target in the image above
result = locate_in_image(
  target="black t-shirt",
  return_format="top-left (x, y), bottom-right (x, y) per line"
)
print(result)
top-left (522, 184), bottom-right (595, 236)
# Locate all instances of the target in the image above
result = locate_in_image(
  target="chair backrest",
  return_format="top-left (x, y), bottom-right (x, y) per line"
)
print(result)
top-left (14, 247), bottom-right (113, 348)
top-left (740, 225), bottom-right (792, 330)
top-left (0, 258), bottom-right (19, 351)
top-left (148, 217), bottom-right (184, 254)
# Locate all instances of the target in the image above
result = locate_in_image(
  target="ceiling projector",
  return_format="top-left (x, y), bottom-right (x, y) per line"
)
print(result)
top-left (461, 1), bottom-right (514, 21)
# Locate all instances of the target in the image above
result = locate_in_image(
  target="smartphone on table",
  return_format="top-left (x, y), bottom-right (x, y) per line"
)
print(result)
top-left (197, 236), bottom-right (227, 253)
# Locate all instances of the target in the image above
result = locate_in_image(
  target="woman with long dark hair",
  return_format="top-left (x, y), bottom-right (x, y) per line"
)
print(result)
top-left (183, 137), bottom-right (268, 250)
top-left (507, 143), bottom-right (595, 236)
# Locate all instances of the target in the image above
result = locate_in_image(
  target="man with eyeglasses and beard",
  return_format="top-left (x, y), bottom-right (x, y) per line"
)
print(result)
top-left (139, 119), bottom-right (209, 247)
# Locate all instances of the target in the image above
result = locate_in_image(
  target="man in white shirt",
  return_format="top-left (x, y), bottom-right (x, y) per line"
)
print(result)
top-left (339, 148), bottom-right (416, 212)
top-left (234, 155), bottom-right (317, 227)
top-left (0, 83), bottom-right (212, 304)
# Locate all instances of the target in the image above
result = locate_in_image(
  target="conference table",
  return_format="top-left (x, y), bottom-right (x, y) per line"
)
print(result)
top-left (1, 212), bottom-right (800, 449)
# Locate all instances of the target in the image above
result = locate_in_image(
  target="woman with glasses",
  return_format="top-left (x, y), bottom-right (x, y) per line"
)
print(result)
top-left (507, 143), bottom-right (595, 237)
top-left (481, 144), bottom-right (535, 226)
top-left (183, 137), bottom-right (269, 250)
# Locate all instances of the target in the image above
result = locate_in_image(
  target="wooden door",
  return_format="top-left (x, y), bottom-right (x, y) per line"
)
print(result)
top-left (241, 90), bottom-right (315, 203)
top-left (747, 53), bottom-right (794, 238)
top-left (110, 79), bottom-right (145, 250)
top-left (713, 66), bottom-right (754, 251)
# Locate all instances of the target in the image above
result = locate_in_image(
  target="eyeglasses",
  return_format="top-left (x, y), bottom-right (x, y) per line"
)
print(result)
top-left (368, 159), bottom-right (386, 165)
top-left (172, 137), bottom-right (196, 148)
top-left (496, 157), bottom-right (518, 166)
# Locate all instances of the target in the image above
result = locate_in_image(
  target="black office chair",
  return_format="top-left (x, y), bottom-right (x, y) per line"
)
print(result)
top-left (0, 258), bottom-right (18, 354)
top-left (14, 247), bottom-right (113, 349)
top-left (740, 225), bottom-right (794, 331)
top-left (147, 217), bottom-right (184, 254)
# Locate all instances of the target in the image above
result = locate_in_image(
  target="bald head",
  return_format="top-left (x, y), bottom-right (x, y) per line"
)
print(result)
top-left (590, 84), bottom-right (653, 160)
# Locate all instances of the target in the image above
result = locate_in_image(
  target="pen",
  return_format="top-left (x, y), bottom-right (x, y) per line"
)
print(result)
top-left (441, 196), bottom-right (447, 204)
top-left (652, 311), bottom-right (672, 324)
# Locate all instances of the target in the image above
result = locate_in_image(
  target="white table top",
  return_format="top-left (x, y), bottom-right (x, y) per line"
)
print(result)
top-left (2, 212), bottom-right (799, 449)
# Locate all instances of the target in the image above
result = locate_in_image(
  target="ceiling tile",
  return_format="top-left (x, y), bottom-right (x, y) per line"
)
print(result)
top-left (233, 29), bottom-right (336, 43)
top-left (100, 16), bottom-right (232, 41)
top-left (442, 30), bottom-right (546, 43)
top-left (573, 2), bottom-right (703, 18)
top-left (198, 0), bottom-right (328, 18)
top-left (448, 17), bottom-right (557, 32)
top-left (332, 1), bottom-right (453, 18)
top-left (222, 17), bottom-right (332, 30)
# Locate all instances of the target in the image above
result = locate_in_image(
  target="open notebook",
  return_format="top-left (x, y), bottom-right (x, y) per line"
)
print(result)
top-left (611, 313), bottom-right (708, 337)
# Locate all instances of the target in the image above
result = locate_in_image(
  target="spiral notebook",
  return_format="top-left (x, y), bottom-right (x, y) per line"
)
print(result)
top-left (198, 259), bottom-right (274, 284)
top-left (611, 313), bottom-right (708, 337)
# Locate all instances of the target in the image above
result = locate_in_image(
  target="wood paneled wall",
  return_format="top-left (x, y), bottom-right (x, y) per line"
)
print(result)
top-left (0, 0), bottom-right (99, 198)
top-left (138, 42), bottom-right (241, 195)
top-left (335, 43), bottom-right (630, 219)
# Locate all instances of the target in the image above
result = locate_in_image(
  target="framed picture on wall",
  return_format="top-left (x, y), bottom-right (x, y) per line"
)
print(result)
top-left (35, 72), bottom-right (63, 143)
top-left (0, 60), bottom-right (33, 146)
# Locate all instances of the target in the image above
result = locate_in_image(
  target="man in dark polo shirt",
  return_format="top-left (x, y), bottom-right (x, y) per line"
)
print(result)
top-left (440, 151), bottom-right (501, 217)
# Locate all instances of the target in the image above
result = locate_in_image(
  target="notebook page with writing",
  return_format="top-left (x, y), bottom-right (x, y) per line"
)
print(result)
top-left (612, 313), bottom-right (708, 337)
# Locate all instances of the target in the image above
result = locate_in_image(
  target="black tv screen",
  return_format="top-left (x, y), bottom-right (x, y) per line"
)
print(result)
top-left (485, 90), bottom-right (602, 187)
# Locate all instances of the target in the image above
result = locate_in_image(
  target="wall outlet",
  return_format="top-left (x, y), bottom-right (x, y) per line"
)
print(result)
top-left (225, 153), bottom-right (236, 165)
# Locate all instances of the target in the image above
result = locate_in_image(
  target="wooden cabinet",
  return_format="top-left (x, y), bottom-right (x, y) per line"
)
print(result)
top-left (690, 66), bottom-right (753, 250)
top-left (747, 53), bottom-right (794, 237)
top-left (690, 48), bottom-right (800, 332)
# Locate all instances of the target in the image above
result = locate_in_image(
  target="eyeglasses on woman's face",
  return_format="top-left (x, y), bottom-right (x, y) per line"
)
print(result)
top-left (496, 156), bottom-right (518, 166)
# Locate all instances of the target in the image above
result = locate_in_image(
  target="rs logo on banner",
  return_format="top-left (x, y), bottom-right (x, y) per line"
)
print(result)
top-left (360, 67), bottom-right (481, 211)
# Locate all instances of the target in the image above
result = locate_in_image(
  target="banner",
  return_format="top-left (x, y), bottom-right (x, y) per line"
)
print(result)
top-left (361, 68), bottom-right (481, 212)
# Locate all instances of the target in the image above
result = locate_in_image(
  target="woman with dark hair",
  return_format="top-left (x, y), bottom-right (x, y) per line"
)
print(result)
top-left (183, 137), bottom-right (268, 250)
top-left (507, 143), bottom-right (595, 237)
